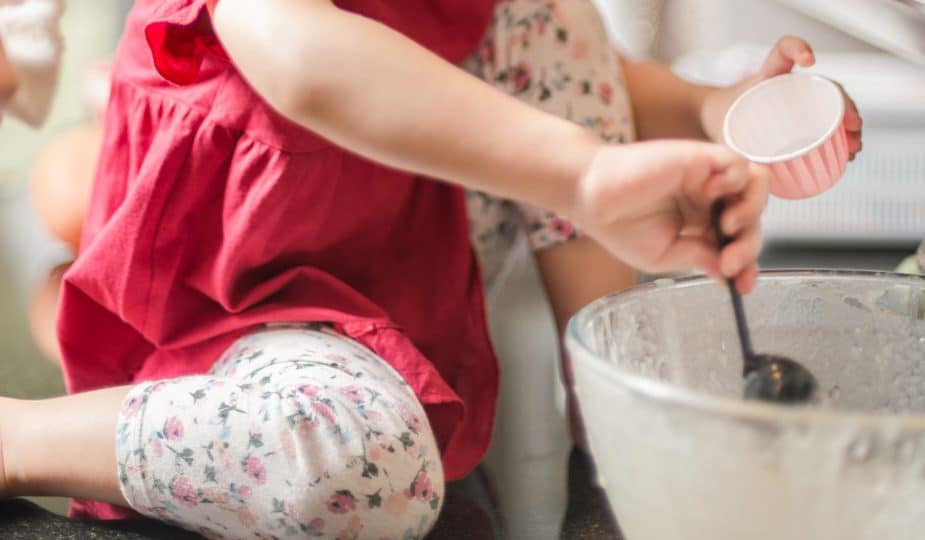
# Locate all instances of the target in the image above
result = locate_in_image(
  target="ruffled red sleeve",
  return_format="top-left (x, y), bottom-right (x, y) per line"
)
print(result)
top-left (144, 0), bottom-right (227, 85)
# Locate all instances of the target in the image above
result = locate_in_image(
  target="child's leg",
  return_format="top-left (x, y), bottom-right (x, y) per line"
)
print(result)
top-left (116, 325), bottom-right (442, 538)
top-left (1, 386), bottom-right (132, 504)
top-left (29, 261), bottom-right (70, 364)
top-left (2, 325), bottom-right (442, 539)
top-left (30, 121), bottom-right (102, 251)
top-left (27, 120), bottom-right (104, 363)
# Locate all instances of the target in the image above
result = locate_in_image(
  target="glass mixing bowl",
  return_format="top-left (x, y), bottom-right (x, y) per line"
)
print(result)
top-left (566, 270), bottom-right (925, 540)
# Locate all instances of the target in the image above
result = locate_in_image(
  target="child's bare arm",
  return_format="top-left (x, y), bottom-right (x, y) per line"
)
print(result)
top-left (622, 37), bottom-right (862, 159)
top-left (620, 38), bottom-right (813, 141)
top-left (213, 0), bottom-right (768, 284)
top-left (212, 0), bottom-right (596, 218)
top-left (620, 57), bottom-right (711, 141)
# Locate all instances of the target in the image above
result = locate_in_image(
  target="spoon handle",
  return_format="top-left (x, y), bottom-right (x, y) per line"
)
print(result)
top-left (710, 201), bottom-right (757, 374)
top-left (726, 279), bottom-right (756, 373)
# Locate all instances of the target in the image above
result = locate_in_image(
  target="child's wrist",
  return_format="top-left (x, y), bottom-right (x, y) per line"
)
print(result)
top-left (551, 126), bottom-right (603, 222)
top-left (693, 84), bottom-right (722, 142)
top-left (700, 76), bottom-right (763, 143)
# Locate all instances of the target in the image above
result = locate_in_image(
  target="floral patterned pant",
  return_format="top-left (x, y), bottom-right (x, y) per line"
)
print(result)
top-left (116, 325), bottom-right (443, 539)
top-left (115, 1), bottom-right (632, 538)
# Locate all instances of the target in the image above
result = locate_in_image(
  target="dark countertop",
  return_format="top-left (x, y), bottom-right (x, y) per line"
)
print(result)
top-left (0, 500), bottom-right (199, 539)
top-left (0, 449), bottom-right (620, 540)
top-left (560, 450), bottom-right (623, 540)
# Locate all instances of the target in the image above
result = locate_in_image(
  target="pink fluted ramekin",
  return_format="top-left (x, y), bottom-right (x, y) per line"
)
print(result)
top-left (724, 73), bottom-right (849, 200)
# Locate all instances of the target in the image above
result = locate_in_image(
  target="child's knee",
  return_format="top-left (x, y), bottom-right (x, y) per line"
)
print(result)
top-left (28, 261), bottom-right (70, 364)
top-left (30, 122), bottom-right (102, 251)
top-left (280, 444), bottom-right (444, 538)
top-left (274, 384), bottom-right (445, 537)
top-left (118, 379), bottom-right (445, 538)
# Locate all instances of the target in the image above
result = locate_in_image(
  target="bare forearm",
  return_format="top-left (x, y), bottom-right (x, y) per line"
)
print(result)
top-left (213, 0), bottom-right (599, 217)
top-left (535, 238), bottom-right (638, 452)
top-left (535, 237), bottom-right (638, 333)
top-left (621, 57), bottom-right (714, 141)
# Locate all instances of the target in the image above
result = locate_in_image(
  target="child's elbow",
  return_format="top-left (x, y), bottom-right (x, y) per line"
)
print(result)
top-left (260, 70), bottom-right (326, 123)
top-left (213, 0), bottom-right (332, 123)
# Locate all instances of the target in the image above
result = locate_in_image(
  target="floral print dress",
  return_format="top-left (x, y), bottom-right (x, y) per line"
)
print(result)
top-left (464, 0), bottom-right (636, 290)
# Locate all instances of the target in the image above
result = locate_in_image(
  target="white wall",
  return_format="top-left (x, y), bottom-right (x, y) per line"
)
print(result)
top-left (594, 0), bottom-right (879, 61)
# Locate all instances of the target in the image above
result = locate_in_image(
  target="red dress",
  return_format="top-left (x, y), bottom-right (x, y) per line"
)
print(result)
top-left (59, 0), bottom-right (497, 519)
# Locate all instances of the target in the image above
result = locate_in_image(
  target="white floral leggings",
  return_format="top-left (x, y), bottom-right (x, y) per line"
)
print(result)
top-left (114, 1), bottom-right (633, 538)
top-left (117, 325), bottom-right (443, 539)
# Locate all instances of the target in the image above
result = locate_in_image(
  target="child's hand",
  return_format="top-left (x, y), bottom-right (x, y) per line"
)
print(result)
top-left (701, 36), bottom-right (863, 160)
top-left (574, 140), bottom-right (770, 293)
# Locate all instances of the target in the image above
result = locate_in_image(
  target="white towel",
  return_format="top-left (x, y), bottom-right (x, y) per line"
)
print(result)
top-left (0, 0), bottom-right (63, 127)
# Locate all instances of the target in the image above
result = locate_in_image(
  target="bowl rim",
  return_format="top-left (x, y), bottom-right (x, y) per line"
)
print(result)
top-left (565, 269), bottom-right (925, 428)
top-left (723, 73), bottom-right (846, 164)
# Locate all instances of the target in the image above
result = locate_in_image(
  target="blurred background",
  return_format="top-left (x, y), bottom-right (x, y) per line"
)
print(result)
top-left (0, 0), bottom-right (129, 514)
top-left (1, 0), bottom-right (924, 532)
top-left (0, 1), bottom-right (120, 394)
top-left (599, 0), bottom-right (925, 252)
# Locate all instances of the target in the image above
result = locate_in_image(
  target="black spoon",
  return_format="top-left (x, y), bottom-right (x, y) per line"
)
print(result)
top-left (711, 201), bottom-right (818, 404)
